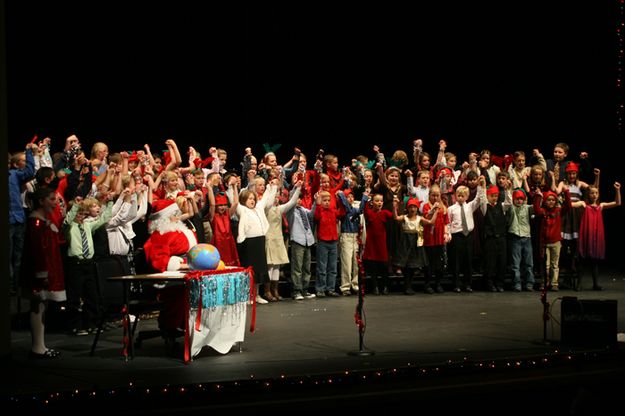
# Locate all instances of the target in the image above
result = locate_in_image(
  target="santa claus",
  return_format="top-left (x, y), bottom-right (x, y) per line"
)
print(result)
top-left (143, 198), bottom-right (197, 334)
top-left (144, 198), bottom-right (197, 272)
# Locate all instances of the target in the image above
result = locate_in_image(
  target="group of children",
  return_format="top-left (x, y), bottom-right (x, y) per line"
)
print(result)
top-left (9, 135), bottom-right (622, 358)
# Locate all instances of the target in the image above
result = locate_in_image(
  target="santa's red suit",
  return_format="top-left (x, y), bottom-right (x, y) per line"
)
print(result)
top-left (143, 199), bottom-right (197, 333)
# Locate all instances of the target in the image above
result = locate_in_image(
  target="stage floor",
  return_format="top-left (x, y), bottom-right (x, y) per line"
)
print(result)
top-left (5, 272), bottom-right (625, 413)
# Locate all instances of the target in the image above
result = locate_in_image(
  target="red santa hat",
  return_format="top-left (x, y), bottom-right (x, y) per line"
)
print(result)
top-left (565, 162), bottom-right (579, 173)
top-left (486, 185), bottom-right (499, 196)
top-left (512, 188), bottom-right (527, 200)
top-left (214, 193), bottom-right (229, 206)
top-left (150, 199), bottom-right (181, 221)
top-left (406, 197), bottom-right (421, 209)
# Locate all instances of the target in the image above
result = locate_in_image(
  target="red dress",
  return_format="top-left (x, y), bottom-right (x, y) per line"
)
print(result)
top-left (363, 204), bottom-right (393, 262)
top-left (210, 212), bottom-right (240, 266)
top-left (22, 214), bottom-right (66, 302)
top-left (578, 205), bottom-right (606, 260)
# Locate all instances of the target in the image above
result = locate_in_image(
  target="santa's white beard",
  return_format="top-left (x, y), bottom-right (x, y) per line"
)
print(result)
top-left (149, 217), bottom-right (189, 235)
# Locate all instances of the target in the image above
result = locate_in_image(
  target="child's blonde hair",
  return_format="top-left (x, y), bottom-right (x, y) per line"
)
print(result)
top-left (455, 186), bottom-right (469, 198)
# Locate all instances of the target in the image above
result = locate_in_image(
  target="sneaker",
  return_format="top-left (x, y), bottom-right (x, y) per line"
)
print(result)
top-left (513, 286), bottom-right (522, 292)
top-left (341, 291), bottom-right (351, 296)
top-left (303, 292), bottom-right (316, 299)
top-left (72, 328), bottom-right (89, 336)
top-left (293, 293), bottom-right (304, 300)
top-left (424, 286), bottom-right (434, 295)
top-left (315, 291), bottom-right (326, 298)
top-left (497, 287), bottom-right (504, 293)
top-left (525, 286), bottom-right (535, 292)
top-left (453, 287), bottom-right (461, 293)
top-left (255, 295), bottom-right (269, 304)
top-left (326, 291), bottom-right (340, 297)
top-left (550, 286), bottom-right (559, 292)
top-left (464, 286), bottom-right (473, 293)
top-left (435, 285), bottom-right (445, 293)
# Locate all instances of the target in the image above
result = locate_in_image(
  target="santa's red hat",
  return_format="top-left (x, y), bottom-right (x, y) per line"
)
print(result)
top-left (150, 199), bottom-right (181, 221)
top-left (486, 185), bottom-right (499, 196)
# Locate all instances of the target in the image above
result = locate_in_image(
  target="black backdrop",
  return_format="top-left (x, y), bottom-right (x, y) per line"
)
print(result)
top-left (6, 1), bottom-right (623, 266)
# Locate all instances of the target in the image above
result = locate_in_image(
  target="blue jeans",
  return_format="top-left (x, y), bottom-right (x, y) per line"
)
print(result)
top-left (315, 240), bottom-right (338, 293)
top-left (9, 222), bottom-right (26, 290)
top-left (510, 235), bottom-right (535, 289)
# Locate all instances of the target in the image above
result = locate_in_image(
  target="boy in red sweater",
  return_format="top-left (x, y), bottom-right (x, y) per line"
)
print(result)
top-left (314, 191), bottom-right (344, 296)
top-left (533, 188), bottom-right (571, 291)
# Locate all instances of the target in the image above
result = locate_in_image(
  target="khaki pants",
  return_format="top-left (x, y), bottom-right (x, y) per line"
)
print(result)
top-left (339, 233), bottom-right (359, 293)
top-left (545, 241), bottom-right (561, 287)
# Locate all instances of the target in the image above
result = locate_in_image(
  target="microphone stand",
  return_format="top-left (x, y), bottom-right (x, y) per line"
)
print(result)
top-left (539, 246), bottom-right (551, 344)
top-left (348, 222), bottom-right (374, 356)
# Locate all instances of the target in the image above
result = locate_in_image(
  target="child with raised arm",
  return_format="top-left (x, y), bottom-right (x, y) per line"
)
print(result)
top-left (577, 182), bottom-right (621, 290)
top-left (208, 177), bottom-right (240, 267)
top-left (507, 188), bottom-right (536, 292)
top-left (447, 177), bottom-right (485, 292)
top-left (421, 184), bottom-right (450, 293)
top-left (337, 189), bottom-right (366, 296)
top-left (362, 192), bottom-right (394, 294)
top-left (313, 190), bottom-right (344, 297)
top-left (480, 184), bottom-right (511, 292)
top-left (264, 180), bottom-right (302, 301)
top-left (533, 188), bottom-right (571, 291)
top-left (392, 196), bottom-right (439, 294)
top-left (236, 179), bottom-right (278, 304)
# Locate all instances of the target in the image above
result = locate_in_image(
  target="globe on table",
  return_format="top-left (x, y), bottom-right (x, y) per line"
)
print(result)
top-left (187, 243), bottom-right (221, 270)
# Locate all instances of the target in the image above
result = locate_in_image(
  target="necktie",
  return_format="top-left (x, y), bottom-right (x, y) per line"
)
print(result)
top-left (298, 206), bottom-right (310, 230)
top-left (460, 204), bottom-right (470, 236)
top-left (553, 162), bottom-right (560, 183)
top-left (79, 224), bottom-right (90, 258)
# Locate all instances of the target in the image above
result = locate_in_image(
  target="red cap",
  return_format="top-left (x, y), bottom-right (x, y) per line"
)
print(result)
top-left (542, 191), bottom-right (558, 201)
top-left (437, 167), bottom-right (452, 179)
top-left (512, 189), bottom-right (527, 200)
top-left (564, 162), bottom-right (579, 173)
top-left (214, 194), bottom-right (229, 206)
top-left (486, 185), bottom-right (499, 196)
top-left (343, 189), bottom-right (352, 197)
top-left (406, 197), bottom-right (421, 209)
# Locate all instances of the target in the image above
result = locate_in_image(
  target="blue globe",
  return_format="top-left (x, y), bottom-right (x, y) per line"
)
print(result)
top-left (187, 243), bottom-right (221, 270)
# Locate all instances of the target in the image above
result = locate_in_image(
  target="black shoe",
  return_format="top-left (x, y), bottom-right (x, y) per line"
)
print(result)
top-left (424, 286), bottom-right (434, 294)
top-left (592, 285), bottom-right (603, 291)
top-left (326, 291), bottom-right (340, 297)
top-left (29, 349), bottom-right (60, 359)
top-left (464, 286), bottom-right (473, 293)
top-left (404, 288), bottom-right (416, 295)
top-left (435, 285), bottom-right (445, 293)
top-left (381, 287), bottom-right (390, 295)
